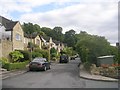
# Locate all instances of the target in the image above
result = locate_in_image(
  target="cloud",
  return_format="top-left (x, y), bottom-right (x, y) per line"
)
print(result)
top-left (0, 0), bottom-right (118, 45)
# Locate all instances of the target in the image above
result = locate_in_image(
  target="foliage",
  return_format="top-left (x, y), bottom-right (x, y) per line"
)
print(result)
top-left (0, 57), bottom-right (9, 67)
top-left (75, 32), bottom-right (111, 64)
top-left (62, 47), bottom-right (75, 56)
top-left (83, 62), bottom-right (91, 71)
top-left (17, 50), bottom-right (31, 62)
top-left (50, 47), bottom-right (57, 60)
top-left (32, 51), bottom-right (43, 59)
top-left (22, 23), bottom-right (41, 35)
top-left (64, 29), bottom-right (76, 47)
top-left (33, 49), bottom-right (49, 60)
top-left (3, 61), bottom-right (29, 71)
top-left (52, 27), bottom-right (64, 42)
top-left (28, 42), bottom-right (39, 49)
top-left (108, 46), bottom-right (120, 63)
top-left (9, 51), bottom-right (24, 63)
top-left (50, 47), bottom-right (57, 54)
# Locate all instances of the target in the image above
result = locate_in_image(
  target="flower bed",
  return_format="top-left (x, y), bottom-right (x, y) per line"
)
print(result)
top-left (89, 64), bottom-right (119, 79)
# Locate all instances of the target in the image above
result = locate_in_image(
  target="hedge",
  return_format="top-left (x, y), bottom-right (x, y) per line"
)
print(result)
top-left (3, 61), bottom-right (29, 71)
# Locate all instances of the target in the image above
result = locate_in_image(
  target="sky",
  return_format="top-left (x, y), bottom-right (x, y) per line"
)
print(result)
top-left (0, 0), bottom-right (119, 46)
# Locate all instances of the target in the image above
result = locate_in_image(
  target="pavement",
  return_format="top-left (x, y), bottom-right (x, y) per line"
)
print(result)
top-left (0, 68), bottom-right (28, 80)
top-left (79, 65), bottom-right (119, 82)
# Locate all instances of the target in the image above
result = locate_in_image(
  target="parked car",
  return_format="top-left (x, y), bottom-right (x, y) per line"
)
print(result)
top-left (29, 57), bottom-right (51, 71)
top-left (59, 55), bottom-right (69, 63)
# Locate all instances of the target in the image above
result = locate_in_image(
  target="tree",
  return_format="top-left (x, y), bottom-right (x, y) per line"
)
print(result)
top-left (75, 32), bottom-right (111, 64)
top-left (41, 27), bottom-right (53, 37)
top-left (64, 29), bottom-right (76, 47)
top-left (22, 23), bottom-right (41, 36)
top-left (52, 27), bottom-right (64, 42)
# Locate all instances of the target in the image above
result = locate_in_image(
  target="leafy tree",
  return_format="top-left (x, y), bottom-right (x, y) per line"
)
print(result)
top-left (9, 51), bottom-right (24, 62)
top-left (41, 27), bottom-right (53, 37)
top-left (52, 27), bottom-right (64, 42)
top-left (64, 29), bottom-right (76, 47)
top-left (22, 23), bottom-right (41, 37)
top-left (75, 32), bottom-right (111, 64)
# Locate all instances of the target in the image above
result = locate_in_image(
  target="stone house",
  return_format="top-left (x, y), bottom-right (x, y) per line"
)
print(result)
top-left (40, 36), bottom-right (65, 53)
top-left (24, 33), bottom-right (42, 50)
top-left (0, 16), bottom-right (24, 59)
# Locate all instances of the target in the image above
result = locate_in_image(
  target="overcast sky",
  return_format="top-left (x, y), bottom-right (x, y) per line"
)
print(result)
top-left (0, 0), bottom-right (118, 46)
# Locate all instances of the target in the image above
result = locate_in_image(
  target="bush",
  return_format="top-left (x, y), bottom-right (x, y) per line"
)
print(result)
top-left (84, 62), bottom-right (91, 71)
top-left (51, 53), bottom-right (57, 58)
top-left (3, 61), bottom-right (29, 71)
top-left (0, 57), bottom-right (9, 68)
top-left (33, 49), bottom-right (49, 60)
top-left (9, 51), bottom-right (24, 62)
top-left (32, 51), bottom-right (43, 58)
top-left (17, 50), bottom-right (31, 62)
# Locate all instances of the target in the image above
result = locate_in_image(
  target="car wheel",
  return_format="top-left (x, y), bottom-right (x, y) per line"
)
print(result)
top-left (49, 65), bottom-right (51, 69)
top-left (29, 68), bottom-right (32, 71)
top-left (44, 66), bottom-right (47, 71)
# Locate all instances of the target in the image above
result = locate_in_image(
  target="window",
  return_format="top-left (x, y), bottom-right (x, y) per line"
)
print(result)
top-left (16, 33), bottom-right (21, 41)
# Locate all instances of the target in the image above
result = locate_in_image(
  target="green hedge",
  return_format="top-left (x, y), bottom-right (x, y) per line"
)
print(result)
top-left (3, 61), bottom-right (29, 71)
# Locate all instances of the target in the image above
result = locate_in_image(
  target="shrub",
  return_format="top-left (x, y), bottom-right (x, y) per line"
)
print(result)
top-left (3, 61), bottom-right (29, 71)
top-left (9, 51), bottom-right (24, 62)
top-left (32, 51), bottom-right (43, 58)
top-left (84, 62), bottom-right (91, 71)
top-left (17, 50), bottom-right (31, 62)
top-left (51, 53), bottom-right (57, 58)
top-left (33, 49), bottom-right (49, 60)
top-left (0, 57), bottom-right (9, 68)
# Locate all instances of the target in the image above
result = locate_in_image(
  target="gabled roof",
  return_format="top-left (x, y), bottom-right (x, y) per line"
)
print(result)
top-left (0, 16), bottom-right (18, 31)
top-left (42, 35), bottom-right (50, 42)
top-left (53, 40), bottom-right (60, 45)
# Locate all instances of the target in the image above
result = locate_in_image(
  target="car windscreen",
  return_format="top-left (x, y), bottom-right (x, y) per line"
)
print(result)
top-left (32, 58), bottom-right (46, 62)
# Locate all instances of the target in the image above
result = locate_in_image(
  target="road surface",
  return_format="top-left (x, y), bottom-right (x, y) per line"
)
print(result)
top-left (2, 58), bottom-right (118, 88)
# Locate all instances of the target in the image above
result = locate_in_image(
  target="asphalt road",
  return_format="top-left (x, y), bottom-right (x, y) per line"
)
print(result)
top-left (2, 58), bottom-right (118, 88)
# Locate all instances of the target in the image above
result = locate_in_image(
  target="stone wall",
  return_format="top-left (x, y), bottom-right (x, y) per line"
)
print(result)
top-left (1, 40), bottom-right (12, 60)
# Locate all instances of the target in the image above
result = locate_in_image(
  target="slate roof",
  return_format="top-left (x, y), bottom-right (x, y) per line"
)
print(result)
top-left (0, 16), bottom-right (18, 31)
top-left (42, 35), bottom-right (50, 42)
